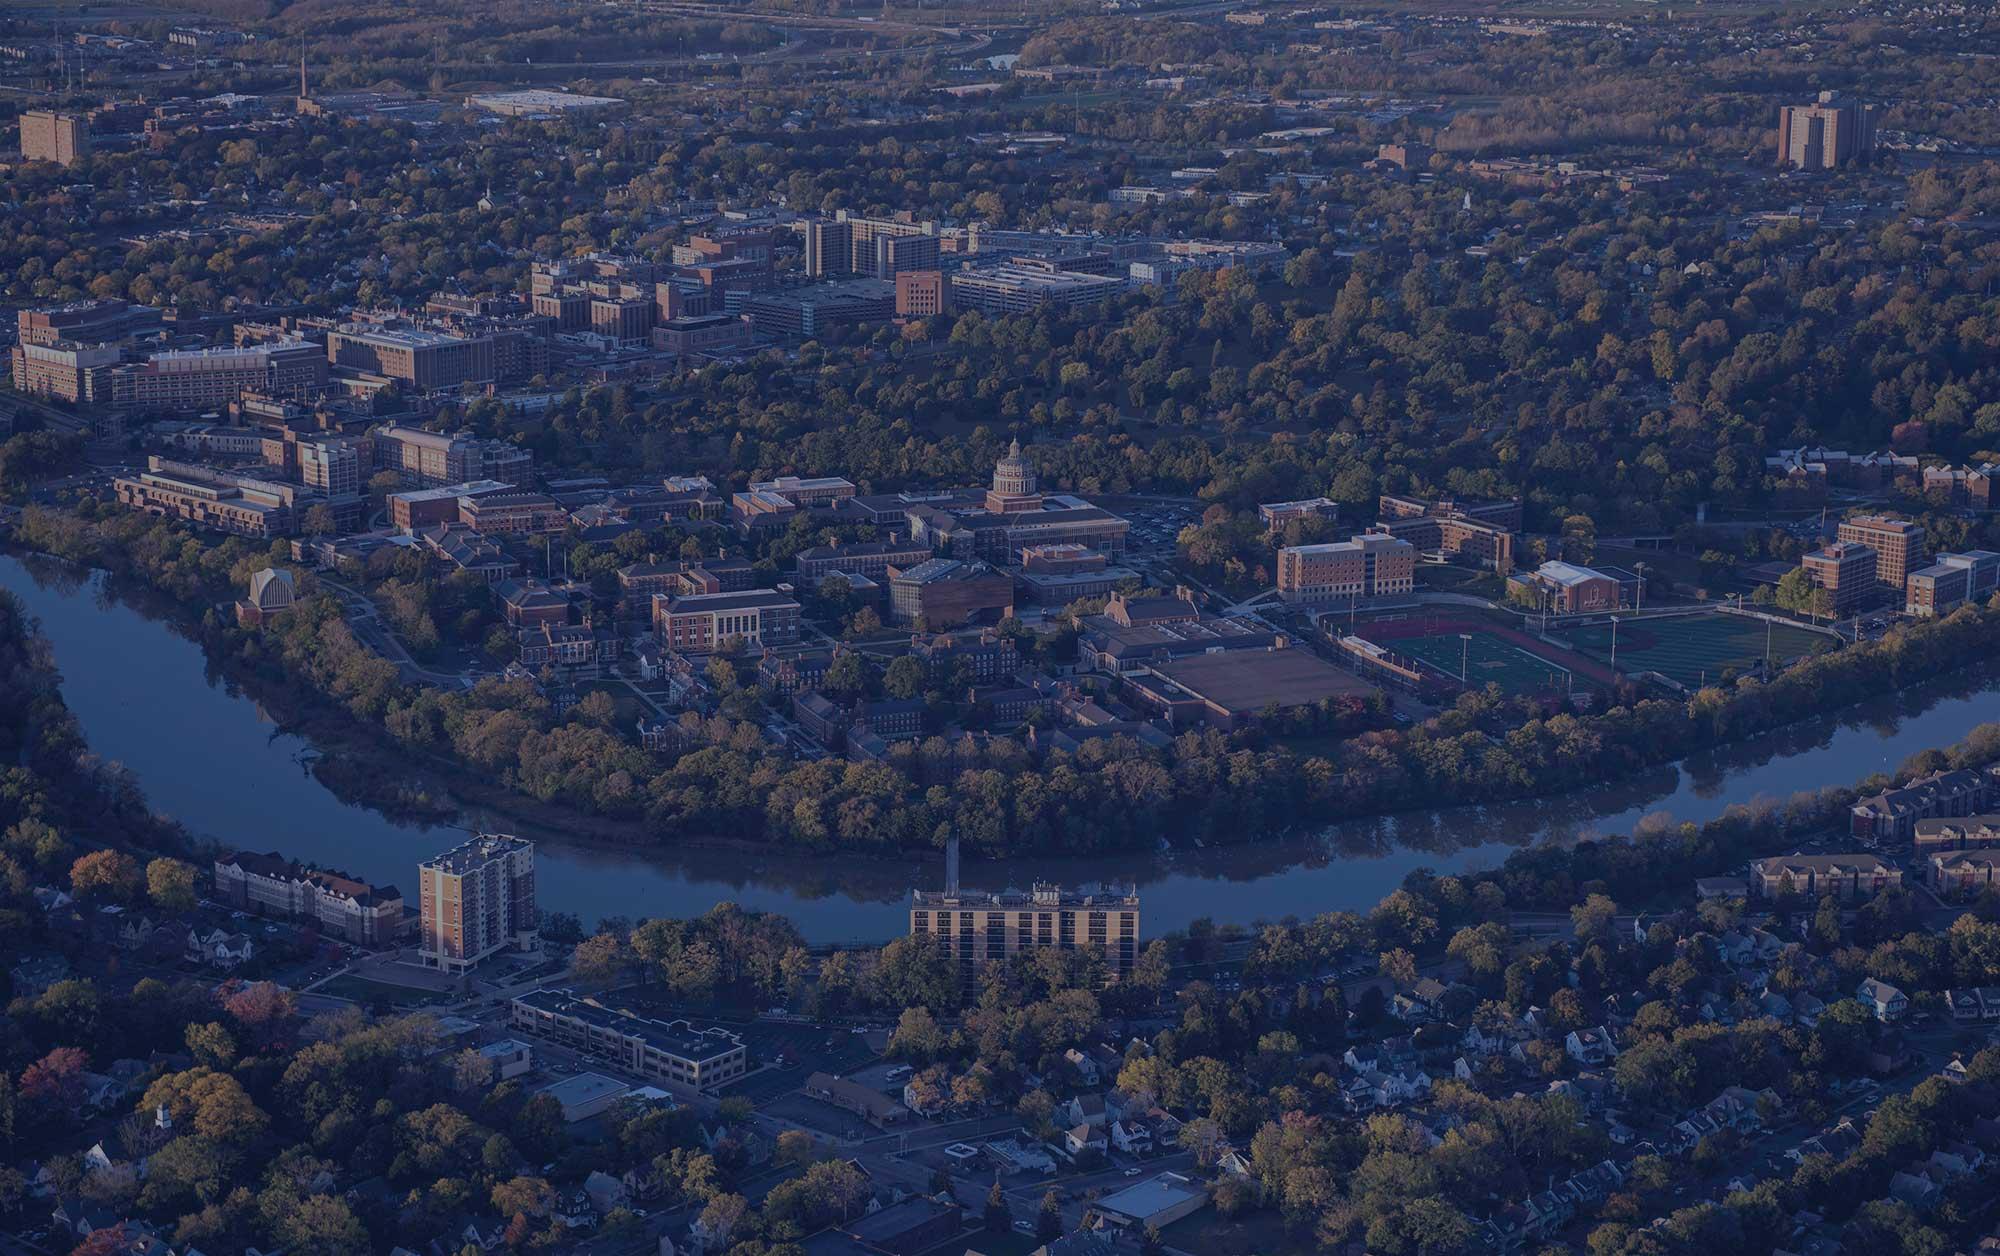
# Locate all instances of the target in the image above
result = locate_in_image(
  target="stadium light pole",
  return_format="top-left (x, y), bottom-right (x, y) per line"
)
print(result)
top-left (1459, 633), bottom-right (1471, 683)
top-left (1608, 616), bottom-right (1620, 676)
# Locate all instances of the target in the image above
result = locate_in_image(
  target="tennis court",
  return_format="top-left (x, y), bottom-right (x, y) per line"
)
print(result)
top-left (1390, 629), bottom-right (1581, 696)
top-left (1564, 612), bottom-right (1833, 689)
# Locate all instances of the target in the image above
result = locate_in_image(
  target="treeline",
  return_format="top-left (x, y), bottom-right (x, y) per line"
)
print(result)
top-left (20, 497), bottom-right (2000, 863)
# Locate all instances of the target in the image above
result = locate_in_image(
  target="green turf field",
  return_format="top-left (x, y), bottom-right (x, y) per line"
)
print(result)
top-left (1392, 629), bottom-right (1578, 695)
top-left (1565, 613), bottom-right (1833, 689)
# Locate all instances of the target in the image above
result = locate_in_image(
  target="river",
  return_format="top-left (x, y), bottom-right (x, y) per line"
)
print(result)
top-left (3, 551), bottom-right (1996, 944)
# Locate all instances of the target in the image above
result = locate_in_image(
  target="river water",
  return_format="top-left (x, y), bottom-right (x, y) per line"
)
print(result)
top-left (4, 551), bottom-right (1996, 943)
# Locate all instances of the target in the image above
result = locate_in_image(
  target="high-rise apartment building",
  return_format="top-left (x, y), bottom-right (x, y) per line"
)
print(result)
top-left (1777, 92), bottom-right (1880, 170)
top-left (417, 834), bottom-right (538, 974)
top-left (19, 110), bottom-right (91, 167)
top-left (804, 212), bottom-right (940, 279)
top-left (1837, 514), bottom-right (1925, 592)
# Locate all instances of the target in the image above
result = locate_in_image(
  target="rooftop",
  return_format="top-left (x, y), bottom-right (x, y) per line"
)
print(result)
top-left (514, 988), bottom-right (744, 1062)
top-left (420, 832), bottom-right (533, 875)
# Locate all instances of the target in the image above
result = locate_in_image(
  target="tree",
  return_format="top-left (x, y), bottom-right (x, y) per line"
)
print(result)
top-left (984, 1180), bottom-right (1011, 1234)
top-left (570, 932), bottom-right (626, 981)
top-left (278, 1194), bottom-right (369, 1255)
top-left (1035, 1188), bottom-right (1063, 1243)
top-left (698, 1193), bottom-right (747, 1247)
top-left (889, 1007), bottom-right (947, 1061)
top-left (70, 849), bottom-right (139, 901)
top-left (883, 655), bottom-right (927, 700)
top-left (491, 1176), bottom-right (555, 1219)
top-left (184, 1022), bottom-right (237, 1070)
top-left (145, 858), bottom-right (197, 912)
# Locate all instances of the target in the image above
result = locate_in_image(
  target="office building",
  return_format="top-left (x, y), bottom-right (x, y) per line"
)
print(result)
top-left (1777, 91), bottom-right (1880, 170)
top-left (1802, 541), bottom-right (1877, 616)
top-left (114, 340), bottom-right (326, 412)
top-left (1377, 493), bottom-right (1523, 531)
top-left (947, 260), bottom-right (1124, 317)
top-left (1837, 515), bottom-right (1925, 592)
top-left (651, 313), bottom-right (750, 356)
top-left (213, 851), bottom-right (404, 946)
top-left (511, 989), bottom-right (747, 1091)
top-left (458, 491), bottom-right (566, 536)
top-left (1257, 498), bottom-right (1339, 531)
top-left (417, 833), bottom-right (538, 974)
top-left (388, 479), bottom-right (513, 532)
top-left (749, 475), bottom-right (857, 508)
top-left (1015, 543), bottom-right (1138, 602)
top-left (327, 324), bottom-right (497, 390)
top-left (1276, 534), bottom-right (1417, 605)
top-left (805, 211), bottom-right (940, 279)
top-left (16, 298), bottom-right (162, 349)
top-left (895, 270), bottom-right (951, 318)
top-left (19, 110), bottom-right (91, 167)
top-left (795, 537), bottom-right (934, 584)
top-left (297, 437), bottom-right (362, 499)
top-left (652, 589), bottom-right (802, 653)
top-left (372, 425), bottom-right (530, 487)
top-left (1906, 550), bottom-right (2000, 617)
top-left (9, 341), bottom-right (122, 404)
top-left (912, 875), bottom-right (1141, 978)
top-left (744, 280), bottom-right (897, 339)
top-left (887, 557), bottom-right (1015, 628)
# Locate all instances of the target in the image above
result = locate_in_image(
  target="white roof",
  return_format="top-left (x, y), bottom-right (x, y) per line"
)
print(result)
top-left (1537, 560), bottom-right (1609, 587)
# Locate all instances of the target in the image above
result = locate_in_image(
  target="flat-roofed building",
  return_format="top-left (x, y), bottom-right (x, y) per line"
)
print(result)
top-left (750, 475), bottom-right (857, 508)
top-left (796, 536), bottom-right (933, 583)
top-left (114, 457), bottom-right (302, 538)
top-left (388, 479), bottom-right (513, 532)
top-left (911, 880), bottom-right (1141, 978)
top-left (1803, 541), bottom-right (1877, 616)
top-left (650, 313), bottom-right (750, 356)
top-left (745, 280), bottom-right (896, 338)
top-left (418, 833), bottom-right (537, 974)
top-left (1377, 493), bottom-right (1522, 531)
top-left (1837, 515), bottom-right (1925, 592)
top-left (652, 589), bottom-right (802, 653)
top-left (512, 989), bottom-right (745, 1090)
top-left (1276, 534), bottom-right (1416, 605)
top-left (1906, 551), bottom-right (2000, 617)
top-left (467, 89), bottom-right (624, 117)
top-left (16, 298), bottom-right (162, 348)
top-left (1125, 647), bottom-right (1379, 731)
top-left (1258, 497), bottom-right (1339, 531)
top-left (887, 557), bottom-right (1015, 629)
top-left (1777, 91), bottom-right (1879, 170)
top-left (328, 324), bottom-right (496, 390)
top-left (1751, 853), bottom-right (1902, 901)
top-left (373, 425), bottom-right (529, 487)
top-left (19, 109), bottom-right (90, 167)
top-left (107, 340), bottom-right (326, 413)
top-left (947, 261), bottom-right (1124, 316)
top-left (1091, 1172), bottom-right (1211, 1232)
top-left (895, 269), bottom-right (951, 318)
top-left (459, 491), bottom-right (566, 536)
top-left (9, 340), bottom-right (121, 403)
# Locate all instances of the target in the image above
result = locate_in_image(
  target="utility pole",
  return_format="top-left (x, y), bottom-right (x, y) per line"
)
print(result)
top-left (1608, 616), bottom-right (1620, 676)
top-left (1635, 561), bottom-right (1647, 611)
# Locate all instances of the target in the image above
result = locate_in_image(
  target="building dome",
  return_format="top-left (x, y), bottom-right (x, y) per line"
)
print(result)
top-left (248, 567), bottom-right (296, 612)
top-left (992, 438), bottom-right (1036, 497)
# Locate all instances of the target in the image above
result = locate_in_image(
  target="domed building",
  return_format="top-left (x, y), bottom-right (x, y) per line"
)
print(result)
top-left (234, 567), bottom-right (297, 627)
top-left (984, 438), bottom-right (1043, 514)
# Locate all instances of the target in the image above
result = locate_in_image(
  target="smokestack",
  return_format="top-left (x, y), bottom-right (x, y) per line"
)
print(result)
top-left (944, 835), bottom-right (960, 897)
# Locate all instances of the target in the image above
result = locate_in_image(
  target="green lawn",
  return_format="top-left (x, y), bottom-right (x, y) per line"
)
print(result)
top-left (1565, 613), bottom-right (1834, 689)
top-left (313, 974), bottom-right (448, 1007)
top-left (1160, 1208), bottom-right (1300, 1256)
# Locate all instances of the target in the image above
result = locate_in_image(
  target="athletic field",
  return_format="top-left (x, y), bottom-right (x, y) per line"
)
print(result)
top-left (1564, 613), bottom-right (1833, 690)
top-left (1369, 626), bottom-right (1587, 697)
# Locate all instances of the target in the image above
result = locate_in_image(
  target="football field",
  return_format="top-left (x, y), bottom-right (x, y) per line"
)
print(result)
top-left (1565, 613), bottom-right (1833, 689)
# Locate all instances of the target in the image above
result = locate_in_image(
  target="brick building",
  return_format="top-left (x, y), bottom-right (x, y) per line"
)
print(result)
top-left (1276, 534), bottom-right (1416, 605)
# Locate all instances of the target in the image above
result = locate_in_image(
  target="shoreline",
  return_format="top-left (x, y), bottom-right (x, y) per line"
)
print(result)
top-left (8, 543), bottom-right (2000, 878)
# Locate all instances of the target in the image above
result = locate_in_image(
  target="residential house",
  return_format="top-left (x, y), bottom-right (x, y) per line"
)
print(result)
top-left (1858, 977), bottom-right (1910, 1023)
top-left (1064, 1123), bottom-right (1108, 1156)
top-left (1065, 1093), bottom-right (1107, 1129)
top-left (1110, 1118), bottom-right (1153, 1154)
top-left (1565, 1026), bottom-right (1618, 1066)
top-left (185, 927), bottom-right (255, 969)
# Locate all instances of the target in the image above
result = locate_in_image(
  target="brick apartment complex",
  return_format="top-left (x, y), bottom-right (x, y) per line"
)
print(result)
top-left (912, 630), bottom-right (1021, 684)
top-left (213, 850), bottom-right (404, 946)
top-left (1913, 816), bottom-right (2000, 853)
top-left (1851, 767), bottom-right (1998, 841)
top-left (652, 589), bottom-right (802, 653)
top-left (19, 109), bottom-right (90, 166)
top-left (911, 881), bottom-right (1142, 979)
top-left (1802, 541), bottom-right (1878, 616)
top-left (417, 834), bottom-right (538, 974)
top-left (1751, 853), bottom-right (1903, 901)
top-left (1276, 534), bottom-right (1416, 605)
top-left (1906, 551), bottom-right (2000, 617)
top-left (511, 989), bottom-right (747, 1091)
top-left (1837, 515), bottom-right (1925, 593)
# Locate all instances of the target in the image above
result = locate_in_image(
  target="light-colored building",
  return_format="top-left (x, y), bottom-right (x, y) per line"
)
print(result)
top-left (1750, 853), bottom-right (1903, 902)
top-left (1906, 551), bottom-right (2000, 617)
top-left (417, 833), bottom-right (538, 974)
top-left (19, 109), bottom-right (90, 167)
top-left (911, 880), bottom-right (1141, 978)
top-left (467, 89), bottom-right (624, 117)
top-left (1778, 91), bottom-right (1879, 170)
top-left (328, 325), bottom-right (497, 390)
top-left (1276, 534), bottom-right (1416, 605)
top-left (512, 988), bottom-right (747, 1091)
top-left (213, 849), bottom-right (404, 946)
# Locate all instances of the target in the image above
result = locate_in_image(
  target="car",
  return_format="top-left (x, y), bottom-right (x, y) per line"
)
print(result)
top-left (1124, 1168), bottom-right (1141, 1177)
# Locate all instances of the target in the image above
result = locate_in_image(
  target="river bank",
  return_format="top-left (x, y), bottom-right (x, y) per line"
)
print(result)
top-left (9, 548), bottom-right (2000, 941)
